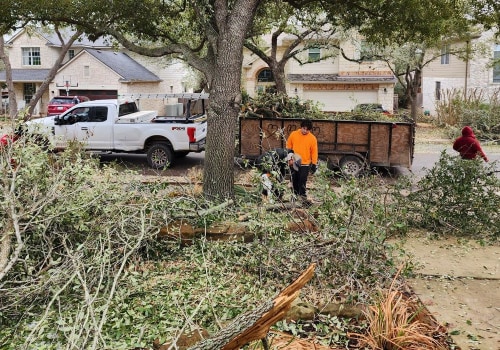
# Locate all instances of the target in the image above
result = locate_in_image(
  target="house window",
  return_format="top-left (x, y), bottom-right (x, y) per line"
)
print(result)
top-left (68, 49), bottom-right (75, 59)
top-left (435, 81), bottom-right (441, 100)
top-left (84, 65), bottom-right (90, 77)
top-left (257, 69), bottom-right (274, 82)
top-left (23, 83), bottom-right (36, 104)
top-left (22, 47), bottom-right (41, 66)
top-left (493, 44), bottom-right (500, 83)
top-left (308, 48), bottom-right (321, 62)
top-left (441, 45), bottom-right (450, 64)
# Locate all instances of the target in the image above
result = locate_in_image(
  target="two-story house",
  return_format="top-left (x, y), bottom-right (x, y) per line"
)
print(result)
top-left (0, 28), bottom-right (193, 116)
top-left (242, 33), bottom-right (397, 113)
top-left (422, 29), bottom-right (500, 115)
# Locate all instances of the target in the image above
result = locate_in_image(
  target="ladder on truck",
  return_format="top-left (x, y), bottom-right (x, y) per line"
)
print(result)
top-left (118, 93), bottom-right (209, 100)
top-left (118, 93), bottom-right (209, 120)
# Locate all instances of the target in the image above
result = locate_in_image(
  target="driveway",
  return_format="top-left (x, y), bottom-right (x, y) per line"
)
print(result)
top-left (397, 236), bottom-right (500, 350)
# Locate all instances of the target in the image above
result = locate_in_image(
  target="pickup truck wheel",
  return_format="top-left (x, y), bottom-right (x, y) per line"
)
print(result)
top-left (339, 155), bottom-right (364, 177)
top-left (147, 143), bottom-right (173, 169)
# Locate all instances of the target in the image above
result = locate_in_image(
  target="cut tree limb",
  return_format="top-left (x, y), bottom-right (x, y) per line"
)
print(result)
top-left (188, 263), bottom-right (316, 350)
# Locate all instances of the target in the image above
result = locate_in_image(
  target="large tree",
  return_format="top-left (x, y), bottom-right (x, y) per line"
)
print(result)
top-left (89, 0), bottom-right (263, 200)
top-left (0, 1), bottom-right (24, 119)
top-left (25, 26), bottom-right (84, 119)
top-left (469, 0), bottom-right (500, 31)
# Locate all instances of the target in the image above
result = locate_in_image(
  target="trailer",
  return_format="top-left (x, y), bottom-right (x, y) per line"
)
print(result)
top-left (239, 117), bottom-right (415, 177)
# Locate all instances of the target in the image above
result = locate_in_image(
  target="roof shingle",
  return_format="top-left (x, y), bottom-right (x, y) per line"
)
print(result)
top-left (85, 49), bottom-right (161, 82)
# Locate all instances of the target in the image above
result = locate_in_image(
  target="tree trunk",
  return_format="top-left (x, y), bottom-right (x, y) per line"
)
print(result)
top-left (202, 0), bottom-right (261, 200)
top-left (271, 61), bottom-right (287, 94)
top-left (406, 64), bottom-right (422, 122)
top-left (203, 56), bottom-right (242, 200)
top-left (409, 67), bottom-right (422, 122)
top-left (0, 35), bottom-right (18, 119)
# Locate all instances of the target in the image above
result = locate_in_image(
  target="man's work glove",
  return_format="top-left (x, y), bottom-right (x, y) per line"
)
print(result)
top-left (310, 164), bottom-right (317, 174)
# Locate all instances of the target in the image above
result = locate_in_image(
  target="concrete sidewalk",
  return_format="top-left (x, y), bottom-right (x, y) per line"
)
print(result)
top-left (397, 237), bottom-right (499, 350)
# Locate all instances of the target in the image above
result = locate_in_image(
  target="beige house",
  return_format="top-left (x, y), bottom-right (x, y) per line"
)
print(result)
top-left (0, 28), bottom-right (192, 116)
top-left (242, 34), bottom-right (397, 113)
top-left (422, 29), bottom-right (500, 115)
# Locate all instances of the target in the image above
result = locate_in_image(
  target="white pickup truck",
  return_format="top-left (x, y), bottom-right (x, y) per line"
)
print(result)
top-left (27, 98), bottom-right (207, 169)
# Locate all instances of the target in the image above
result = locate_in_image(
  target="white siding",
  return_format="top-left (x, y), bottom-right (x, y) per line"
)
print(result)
top-left (303, 90), bottom-right (378, 112)
top-left (422, 29), bottom-right (500, 115)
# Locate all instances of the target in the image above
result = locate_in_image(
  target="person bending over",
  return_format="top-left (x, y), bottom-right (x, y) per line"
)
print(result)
top-left (453, 126), bottom-right (488, 162)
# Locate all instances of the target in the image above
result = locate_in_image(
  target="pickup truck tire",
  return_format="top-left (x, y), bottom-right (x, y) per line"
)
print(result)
top-left (339, 155), bottom-right (364, 177)
top-left (147, 143), bottom-right (173, 169)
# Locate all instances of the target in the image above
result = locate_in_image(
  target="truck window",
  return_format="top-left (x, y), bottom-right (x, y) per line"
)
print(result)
top-left (62, 107), bottom-right (90, 123)
top-left (118, 102), bottom-right (138, 116)
top-left (89, 106), bottom-right (108, 122)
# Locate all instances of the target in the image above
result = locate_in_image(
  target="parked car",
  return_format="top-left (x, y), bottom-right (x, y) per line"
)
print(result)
top-left (352, 103), bottom-right (391, 115)
top-left (47, 96), bottom-right (90, 116)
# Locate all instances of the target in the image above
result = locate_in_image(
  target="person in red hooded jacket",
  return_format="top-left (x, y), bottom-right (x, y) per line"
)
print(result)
top-left (453, 126), bottom-right (488, 162)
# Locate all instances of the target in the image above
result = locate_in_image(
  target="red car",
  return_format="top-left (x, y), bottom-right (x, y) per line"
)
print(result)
top-left (47, 96), bottom-right (90, 116)
top-left (0, 133), bottom-right (18, 147)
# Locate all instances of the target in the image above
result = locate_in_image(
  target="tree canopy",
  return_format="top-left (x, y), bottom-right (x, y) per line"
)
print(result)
top-left (244, 0), bottom-right (340, 94)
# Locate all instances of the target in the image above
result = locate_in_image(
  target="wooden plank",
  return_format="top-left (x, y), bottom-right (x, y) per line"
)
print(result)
top-left (390, 124), bottom-right (412, 167)
top-left (259, 120), bottom-right (286, 151)
top-left (240, 119), bottom-right (262, 156)
top-left (370, 124), bottom-right (390, 164)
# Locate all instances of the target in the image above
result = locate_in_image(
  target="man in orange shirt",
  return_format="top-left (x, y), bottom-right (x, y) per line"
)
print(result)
top-left (286, 119), bottom-right (318, 202)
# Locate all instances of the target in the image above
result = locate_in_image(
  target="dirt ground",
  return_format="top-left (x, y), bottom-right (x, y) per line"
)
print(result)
top-left (395, 235), bottom-right (500, 350)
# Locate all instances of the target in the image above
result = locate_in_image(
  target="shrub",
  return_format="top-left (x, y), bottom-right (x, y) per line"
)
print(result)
top-left (399, 151), bottom-right (500, 240)
top-left (435, 88), bottom-right (500, 142)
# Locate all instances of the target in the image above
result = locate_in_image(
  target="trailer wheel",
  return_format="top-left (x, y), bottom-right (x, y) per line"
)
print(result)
top-left (147, 143), bottom-right (173, 169)
top-left (339, 155), bottom-right (364, 177)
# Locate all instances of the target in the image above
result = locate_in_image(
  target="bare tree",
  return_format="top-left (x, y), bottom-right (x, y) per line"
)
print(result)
top-left (0, 35), bottom-right (18, 119)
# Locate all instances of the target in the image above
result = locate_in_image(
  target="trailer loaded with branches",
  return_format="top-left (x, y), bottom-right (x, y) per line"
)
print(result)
top-left (239, 117), bottom-right (415, 177)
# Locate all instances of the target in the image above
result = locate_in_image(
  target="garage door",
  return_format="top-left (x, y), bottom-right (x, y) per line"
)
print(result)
top-left (58, 89), bottom-right (118, 101)
top-left (303, 90), bottom-right (378, 112)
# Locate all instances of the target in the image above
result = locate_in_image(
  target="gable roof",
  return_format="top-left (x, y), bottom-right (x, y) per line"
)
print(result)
top-left (74, 49), bottom-right (161, 83)
top-left (41, 28), bottom-right (113, 48)
top-left (0, 49), bottom-right (161, 84)
top-left (5, 27), bottom-right (112, 48)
